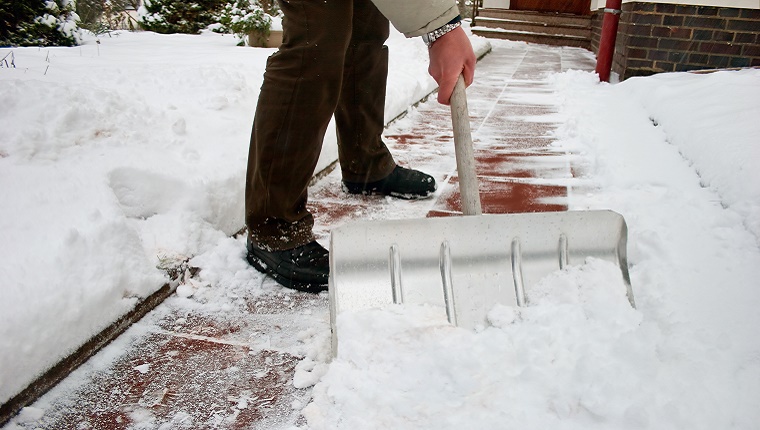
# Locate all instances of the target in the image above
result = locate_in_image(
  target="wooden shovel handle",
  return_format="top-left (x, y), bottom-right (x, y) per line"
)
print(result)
top-left (450, 75), bottom-right (482, 216)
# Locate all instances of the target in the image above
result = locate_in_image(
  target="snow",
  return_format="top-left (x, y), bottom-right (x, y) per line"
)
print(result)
top-left (306, 260), bottom-right (643, 429)
top-left (0, 27), bottom-right (463, 408)
top-left (2, 22), bottom-right (760, 430)
top-left (302, 66), bottom-right (760, 429)
top-left (306, 72), bottom-right (760, 429)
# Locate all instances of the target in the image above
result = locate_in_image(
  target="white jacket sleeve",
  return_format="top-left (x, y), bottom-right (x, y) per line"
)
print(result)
top-left (370, 0), bottom-right (460, 37)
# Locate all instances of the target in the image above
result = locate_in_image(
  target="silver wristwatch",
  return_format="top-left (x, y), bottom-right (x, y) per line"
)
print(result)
top-left (422, 20), bottom-right (462, 48)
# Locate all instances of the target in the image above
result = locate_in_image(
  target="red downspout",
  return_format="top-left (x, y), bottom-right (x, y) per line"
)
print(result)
top-left (595, 0), bottom-right (623, 82)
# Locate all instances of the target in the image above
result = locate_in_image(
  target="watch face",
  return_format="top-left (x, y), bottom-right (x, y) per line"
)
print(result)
top-left (422, 33), bottom-right (431, 44)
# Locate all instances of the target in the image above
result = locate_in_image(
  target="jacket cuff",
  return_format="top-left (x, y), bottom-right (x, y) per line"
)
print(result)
top-left (404, 6), bottom-right (460, 37)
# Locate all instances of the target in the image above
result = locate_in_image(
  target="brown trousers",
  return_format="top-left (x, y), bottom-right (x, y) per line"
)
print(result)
top-left (245, 0), bottom-right (398, 251)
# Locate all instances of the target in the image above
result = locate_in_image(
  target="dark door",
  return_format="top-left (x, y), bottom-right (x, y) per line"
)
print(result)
top-left (510, 0), bottom-right (591, 15)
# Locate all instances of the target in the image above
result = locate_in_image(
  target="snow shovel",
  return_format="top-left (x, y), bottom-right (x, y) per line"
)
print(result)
top-left (328, 76), bottom-right (634, 354)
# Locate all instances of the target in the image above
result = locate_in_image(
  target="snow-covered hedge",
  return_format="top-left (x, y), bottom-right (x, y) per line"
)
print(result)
top-left (138, 0), bottom-right (277, 38)
top-left (211, 0), bottom-right (271, 40)
top-left (137, 0), bottom-right (226, 34)
top-left (0, 0), bottom-right (82, 47)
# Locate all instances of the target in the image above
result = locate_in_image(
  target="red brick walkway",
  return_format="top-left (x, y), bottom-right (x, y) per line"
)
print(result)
top-left (3, 42), bottom-right (596, 429)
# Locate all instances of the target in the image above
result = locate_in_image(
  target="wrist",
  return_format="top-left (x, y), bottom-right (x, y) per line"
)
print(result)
top-left (422, 16), bottom-right (462, 48)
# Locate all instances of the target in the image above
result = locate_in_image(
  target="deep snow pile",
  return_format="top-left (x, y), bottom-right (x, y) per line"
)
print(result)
top-left (0, 27), bottom-right (488, 407)
top-left (0, 30), bottom-right (263, 406)
top-left (298, 68), bottom-right (760, 429)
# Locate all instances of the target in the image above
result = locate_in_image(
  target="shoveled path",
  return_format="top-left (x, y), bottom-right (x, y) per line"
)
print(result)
top-left (3, 41), bottom-right (596, 429)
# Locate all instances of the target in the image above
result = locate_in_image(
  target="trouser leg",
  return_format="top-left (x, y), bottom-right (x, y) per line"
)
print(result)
top-left (335, 0), bottom-right (397, 184)
top-left (245, 0), bottom-right (351, 251)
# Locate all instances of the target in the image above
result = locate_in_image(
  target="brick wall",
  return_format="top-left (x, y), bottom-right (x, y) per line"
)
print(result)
top-left (592, 2), bottom-right (760, 80)
top-left (591, 9), bottom-right (604, 53)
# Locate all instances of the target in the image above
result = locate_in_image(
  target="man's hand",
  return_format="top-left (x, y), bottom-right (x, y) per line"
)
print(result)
top-left (427, 26), bottom-right (476, 105)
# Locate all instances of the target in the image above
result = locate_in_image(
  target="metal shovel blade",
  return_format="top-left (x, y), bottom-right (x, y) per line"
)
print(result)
top-left (328, 77), bottom-right (633, 356)
top-left (329, 210), bottom-right (634, 354)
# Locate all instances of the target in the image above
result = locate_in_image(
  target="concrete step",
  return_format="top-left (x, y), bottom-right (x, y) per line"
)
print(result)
top-left (475, 17), bottom-right (591, 39)
top-left (477, 8), bottom-right (592, 27)
top-left (471, 27), bottom-right (591, 49)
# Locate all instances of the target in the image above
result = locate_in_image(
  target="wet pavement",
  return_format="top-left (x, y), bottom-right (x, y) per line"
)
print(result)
top-left (2, 41), bottom-right (597, 429)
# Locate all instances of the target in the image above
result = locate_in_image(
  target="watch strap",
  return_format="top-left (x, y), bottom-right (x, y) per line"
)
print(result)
top-left (423, 16), bottom-right (462, 48)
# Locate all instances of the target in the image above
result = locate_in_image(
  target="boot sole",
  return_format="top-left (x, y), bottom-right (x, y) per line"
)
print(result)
top-left (341, 183), bottom-right (435, 200)
top-left (246, 252), bottom-right (328, 294)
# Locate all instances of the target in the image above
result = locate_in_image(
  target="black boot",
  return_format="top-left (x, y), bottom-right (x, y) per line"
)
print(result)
top-left (342, 165), bottom-right (436, 199)
top-left (246, 239), bottom-right (329, 293)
